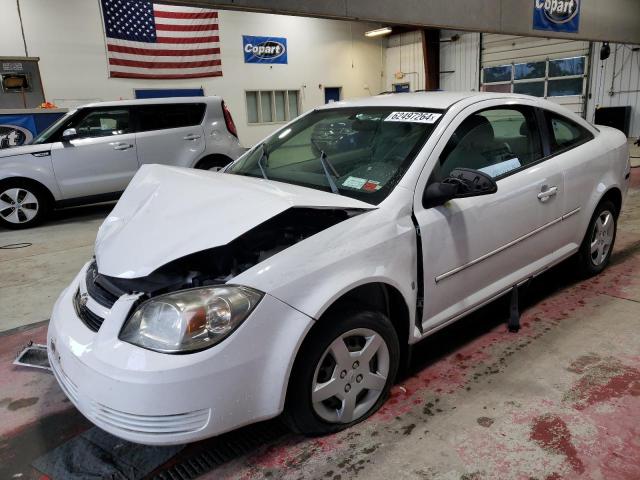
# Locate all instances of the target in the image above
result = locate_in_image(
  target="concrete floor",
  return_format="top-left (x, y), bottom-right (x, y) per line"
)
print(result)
top-left (0, 170), bottom-right (638, 480)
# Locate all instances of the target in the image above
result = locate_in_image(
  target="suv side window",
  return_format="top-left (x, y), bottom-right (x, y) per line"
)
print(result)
top-left (137, 104), bottom-right (206, 132)
top-left (435, 106), bottom-right (543, 181)
top-left (73, 109), bottom-right (131, 138)
top-left (544, 111), bottom-right (593, 153)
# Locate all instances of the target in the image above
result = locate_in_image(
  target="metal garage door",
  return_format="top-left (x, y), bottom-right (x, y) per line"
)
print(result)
top-left (480, 34), bottom-right (590, 117)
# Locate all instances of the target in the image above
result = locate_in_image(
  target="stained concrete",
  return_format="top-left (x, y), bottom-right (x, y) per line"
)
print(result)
top-left (0, 171), bottom-right (638, 480)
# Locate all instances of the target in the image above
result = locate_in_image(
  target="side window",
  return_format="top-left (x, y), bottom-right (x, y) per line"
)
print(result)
top-left (545, 112), bottom-right (593, 153)
top-left (73, 109), bottom-right (131, 138)
top-left (436, 107), bottom-right (542, 180)
top-left (137, 104), bottom-right (206, 132)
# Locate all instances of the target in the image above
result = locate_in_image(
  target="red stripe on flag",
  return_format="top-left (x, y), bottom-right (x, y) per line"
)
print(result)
top-left (155, 23), bottom-right (219, 32)
top-left (153, 10), bottom-right (218, 19)
top-left (107, 44), bottom-right (221, 56)
top-left (156, 36), bottom-right (219, 44)
top-left (109, 58), bottom-right (222, 68)
top-left (111, 71), bottom-right (223, 79)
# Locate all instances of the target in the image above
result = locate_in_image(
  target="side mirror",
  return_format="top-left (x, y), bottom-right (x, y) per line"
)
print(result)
top-left (423, 167), bottom-right (497, 207)
top-left (61, 128), bottom-right (77, 141)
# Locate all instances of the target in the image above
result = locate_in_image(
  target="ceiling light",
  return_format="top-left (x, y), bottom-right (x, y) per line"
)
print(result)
top-left (365, 27), bottom-right (392, 38)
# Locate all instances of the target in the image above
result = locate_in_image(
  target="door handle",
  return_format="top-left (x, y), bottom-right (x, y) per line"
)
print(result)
top-left (537, 185), bottom-right (558, 202)
top-left (183, 134), bottom-right (201, 141)
top-left (113, 142), bottom-right (133, 151)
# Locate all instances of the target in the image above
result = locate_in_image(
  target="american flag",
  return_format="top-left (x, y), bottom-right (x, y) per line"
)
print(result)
top-left (100, 0), bottom-right (222, 79)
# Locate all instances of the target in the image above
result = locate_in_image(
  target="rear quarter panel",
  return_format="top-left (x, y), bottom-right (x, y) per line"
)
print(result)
top-left (562, 125), bottom-right (629, 246)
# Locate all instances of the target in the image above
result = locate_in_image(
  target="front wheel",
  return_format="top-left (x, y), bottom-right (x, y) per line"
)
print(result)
top-left (194, 155), bottom-right (232, 172)
top-left (0, 180), bottom-right (50, 229)
top-left (576, 200), bottom-right (617, 276)
top-left (284, 310), bottom-right (399, 436)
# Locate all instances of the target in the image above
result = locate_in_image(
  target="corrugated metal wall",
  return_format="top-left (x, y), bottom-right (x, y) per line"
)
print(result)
top-left (384, 32), bottom-right (425, 92)
top-left (481, 34), bottom-right (590, 116)
top-left (587, 43), bottom-right (640, 138)
top-left (440, 30), bottom-right (480, 92)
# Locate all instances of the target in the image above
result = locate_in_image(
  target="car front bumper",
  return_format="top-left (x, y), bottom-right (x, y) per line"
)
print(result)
top-left (47, 264), bottom-right (314, 445)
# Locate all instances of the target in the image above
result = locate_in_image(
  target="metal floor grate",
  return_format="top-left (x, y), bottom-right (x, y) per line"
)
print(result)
top-left (14, 343), bottom-right (51, 371)
top-left (152, 419), bottom-right (289, 480)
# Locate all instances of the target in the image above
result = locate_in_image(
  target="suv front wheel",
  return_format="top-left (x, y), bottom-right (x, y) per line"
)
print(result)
top-left (0, 180), bottom-right (50, 229)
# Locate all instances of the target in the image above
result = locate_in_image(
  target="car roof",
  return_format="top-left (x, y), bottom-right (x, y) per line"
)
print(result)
top-left (316, 91), bottom-right (541, 110)
top-left (78, 96), bottom-right (220, 109)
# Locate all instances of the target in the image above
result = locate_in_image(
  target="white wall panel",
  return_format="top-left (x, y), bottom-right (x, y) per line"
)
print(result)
top-left (0, 0), bottom-right (29, 56)
top-left (587, 43), bottom-right (640, 138)
top-left (384, 32), bottom-right (424, 92)
top-left (440, 30), bottom-right (480, 92)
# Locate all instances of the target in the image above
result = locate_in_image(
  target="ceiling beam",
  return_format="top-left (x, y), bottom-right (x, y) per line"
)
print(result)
top-left (167, 0), bottom-right (640, 45)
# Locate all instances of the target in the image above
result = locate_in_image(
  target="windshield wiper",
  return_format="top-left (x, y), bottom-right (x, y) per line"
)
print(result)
top-left (257, 142), bottom-right (269, 180)
top-left (310, 138), bottom-right (340, 194)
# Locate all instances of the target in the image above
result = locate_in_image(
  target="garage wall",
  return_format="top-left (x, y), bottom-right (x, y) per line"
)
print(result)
top-left (0, 0), bottom-right (385, 146)
top-left (587, 43), bottom-right (640, 138)
top-left (440, 30), bottom-right (480, 92)
top-left (384, 32), bottom-right (424, 92)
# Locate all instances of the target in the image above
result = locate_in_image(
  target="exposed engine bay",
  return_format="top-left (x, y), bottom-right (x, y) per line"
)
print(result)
top-left (91, 207), bottom-right (365, 302)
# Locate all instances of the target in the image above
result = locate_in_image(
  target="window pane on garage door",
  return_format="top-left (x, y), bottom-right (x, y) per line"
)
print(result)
top-left (514, 62), bottom-right (545, 80)
top-left (483, 65), bottom-right (512, 83)
top-left (514, 81), bottom-right (545, 97)
top-left (548, 78), bottom-right (583, 97)
top-left (481, 83), bottom-right (511, 93)
top-left (549, 57), bottom-right (585, 77)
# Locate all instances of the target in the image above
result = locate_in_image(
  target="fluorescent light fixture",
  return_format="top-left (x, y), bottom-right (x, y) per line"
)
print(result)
top-left (365, 27), bottom-right (392, 38)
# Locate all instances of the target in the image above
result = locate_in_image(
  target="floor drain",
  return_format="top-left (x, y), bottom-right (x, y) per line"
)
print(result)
top-left (152, 419), bottom-right (289, 480)
top-left (14, 342), bottom-right (51, 371)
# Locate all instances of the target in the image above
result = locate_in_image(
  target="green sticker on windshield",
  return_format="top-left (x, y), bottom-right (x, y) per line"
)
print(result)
top-left (342, 176), bottom-right (367, 189)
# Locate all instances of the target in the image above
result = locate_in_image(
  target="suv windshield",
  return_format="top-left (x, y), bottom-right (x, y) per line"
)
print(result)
top-left (227, 107), bottom-right (442, 204)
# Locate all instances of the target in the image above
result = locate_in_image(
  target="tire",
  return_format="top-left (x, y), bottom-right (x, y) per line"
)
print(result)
top-left (284, 310), bottom-right (399, 436)
top-left (0, 179), bottom-right (51, 229)
top-left (194, 155), bottom-right (232, 172)
top-left (576, 200), bottom-right (617, 277)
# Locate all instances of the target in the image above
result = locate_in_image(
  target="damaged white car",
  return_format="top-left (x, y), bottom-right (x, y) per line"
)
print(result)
top-left (48, 92), bottom-right (630, 445)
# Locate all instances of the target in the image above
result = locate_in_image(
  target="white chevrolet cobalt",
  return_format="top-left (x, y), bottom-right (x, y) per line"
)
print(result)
top-left (48, 92), bottom-right (630, 445)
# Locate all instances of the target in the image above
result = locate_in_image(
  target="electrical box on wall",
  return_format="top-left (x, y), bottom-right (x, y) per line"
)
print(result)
top-left (0, 57), bottom-right (45, 109)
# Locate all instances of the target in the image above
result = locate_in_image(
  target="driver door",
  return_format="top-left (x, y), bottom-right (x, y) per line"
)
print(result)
top-left (413, 100), bottom-right (566, 332)
top-left (50, 107), bottom-right (139, 199)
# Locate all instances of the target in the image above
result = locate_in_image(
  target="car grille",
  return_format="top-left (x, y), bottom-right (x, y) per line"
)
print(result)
top-left (73, 289), bottom-right (105, 332)
top-left (85, 261), bottom-right (119, 308)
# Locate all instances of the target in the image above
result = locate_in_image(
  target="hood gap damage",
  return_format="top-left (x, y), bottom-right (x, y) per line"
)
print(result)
top-left (92, 207), bottom-right (367, 303)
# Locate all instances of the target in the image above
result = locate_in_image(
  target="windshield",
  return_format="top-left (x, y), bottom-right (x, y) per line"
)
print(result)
top-left (31, 109), bottom-right (78, 145)
top-left (227, 107), bottom-right (442, 204)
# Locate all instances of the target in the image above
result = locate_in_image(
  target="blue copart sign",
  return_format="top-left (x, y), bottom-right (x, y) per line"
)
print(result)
top-left (243, 35), bottom-right (287, 64)
top-left (533, 0), bottom-right (581, 33)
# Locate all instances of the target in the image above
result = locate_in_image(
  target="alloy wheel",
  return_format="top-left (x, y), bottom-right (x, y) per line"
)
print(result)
top-left (0, 188), bottom-right (39, 224)
top-left (311, 328), bottom-right (390, 424)
top-left (590, 209), bottom-right (614, 266)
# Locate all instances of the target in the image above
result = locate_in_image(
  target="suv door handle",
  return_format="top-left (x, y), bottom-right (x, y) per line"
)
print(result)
top-left (183, 134), bottom-right (201, 141)
top-left (113, 142), bottom-right (133, 151)
top-left (537, 185), bottom-right (558, 202)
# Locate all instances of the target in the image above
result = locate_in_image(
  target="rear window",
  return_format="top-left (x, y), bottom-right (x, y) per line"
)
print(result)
top-left (137, 103), bottom-right (206, 132)
top-left (544, 111), bottom-right (593, 153)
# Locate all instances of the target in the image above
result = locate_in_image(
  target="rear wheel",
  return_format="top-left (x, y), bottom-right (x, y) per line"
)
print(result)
top-left (284, 310), bottom-right (399, 435)
top-left (194, 155), bottom-right (232, 172)
top-left (576, 200), bottom-right (617, 276)
top-left (0, 180), bottom-right (50, 229)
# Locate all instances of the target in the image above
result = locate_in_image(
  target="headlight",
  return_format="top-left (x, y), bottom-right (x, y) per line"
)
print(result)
top-left (119, 286), bottom-right (263, 353)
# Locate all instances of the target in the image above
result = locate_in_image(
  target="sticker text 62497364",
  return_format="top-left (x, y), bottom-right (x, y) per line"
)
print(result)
top-left (384, 112), bottom-right (442, 124)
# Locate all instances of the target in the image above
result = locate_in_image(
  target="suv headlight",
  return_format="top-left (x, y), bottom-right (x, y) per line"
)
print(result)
top-left (119, 286), bottom-right (263, 353)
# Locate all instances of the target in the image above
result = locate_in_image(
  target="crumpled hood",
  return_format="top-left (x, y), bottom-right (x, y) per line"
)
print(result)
top-left (0, 143), bottom-right (51, 158)
top-left (95, 164), bottom-right (375, 278)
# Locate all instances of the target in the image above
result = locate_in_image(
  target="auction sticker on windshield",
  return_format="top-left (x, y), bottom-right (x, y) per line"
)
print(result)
top-left (385, 112), bottom-right (442, 124)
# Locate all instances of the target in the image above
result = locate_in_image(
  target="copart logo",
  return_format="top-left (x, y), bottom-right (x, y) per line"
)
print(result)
top-left (535, 0), bottom-right (579, 24)
top-left (244, 40), bottom-right (286, 60)
top-left (0, 125), bottom-right (33, 149)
